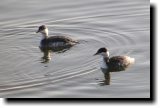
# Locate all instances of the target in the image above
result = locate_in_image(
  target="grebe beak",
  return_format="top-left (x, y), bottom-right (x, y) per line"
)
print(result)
top-left (36, 30), bottom-right (40, 33)
top-left (93, 52), bottom-right (99, 56)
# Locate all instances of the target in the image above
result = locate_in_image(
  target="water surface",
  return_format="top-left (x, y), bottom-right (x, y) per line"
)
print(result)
top-left (0, 0), bottom-right (150, 98)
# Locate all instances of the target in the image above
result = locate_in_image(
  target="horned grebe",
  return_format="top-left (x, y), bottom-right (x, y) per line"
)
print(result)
top-left (36, 25), bottom-right (78, 51)
top-left (94, 47), bottom-right (135, 73)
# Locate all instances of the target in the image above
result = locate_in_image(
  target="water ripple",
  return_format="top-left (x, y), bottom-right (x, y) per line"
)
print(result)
top-left (0, 0), bottom-right (149, 98)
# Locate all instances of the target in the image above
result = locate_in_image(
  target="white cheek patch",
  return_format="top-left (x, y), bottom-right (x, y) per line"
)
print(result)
top-left (40, 29), bottom-right (48, 35)
top-left (107, 51), bottom-right (109, 57)
top-left (99, 52), bottom-right (104, 56)
top-left (44, 29), bottom-right (48, 34)
top-left (100, 52), bottom-right (107, 57)
top-left (40, 29), bottom-right (44, 33)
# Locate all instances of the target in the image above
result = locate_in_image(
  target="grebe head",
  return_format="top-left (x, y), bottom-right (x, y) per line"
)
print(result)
top-left (36, 25), bottom-right (49, 38)
top-left (94, 47), bottom-right (109, 57)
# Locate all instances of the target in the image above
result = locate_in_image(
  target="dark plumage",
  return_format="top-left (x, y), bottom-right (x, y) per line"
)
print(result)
top-left (104, 56), bottom-right (134, 72)
top-left (36, 25), bottom-right (78, 51)
top-left (94, 47), bottom-right (135, 72)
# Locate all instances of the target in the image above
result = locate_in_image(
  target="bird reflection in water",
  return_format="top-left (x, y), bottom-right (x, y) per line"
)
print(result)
top-left (99, 66), bottom-right (134, 86)
top-left (40, 48), bottom-right (51, 63)
top-left (94, 47), bottom-right (135, 86)
top-left (39, 47), bottom-right (69, 63)
top-left (99, 68), bottom-right (111, 85)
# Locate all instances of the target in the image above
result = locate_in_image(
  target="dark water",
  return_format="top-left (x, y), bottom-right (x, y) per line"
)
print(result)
top-left (0, 0), bottom-right (150, 98)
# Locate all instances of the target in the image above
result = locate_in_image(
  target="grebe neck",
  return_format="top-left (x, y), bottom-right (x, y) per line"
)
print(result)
top-left (41, 32), bottom-right (48, 39)
top-left (41, 28), bottom-right (49, 39)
